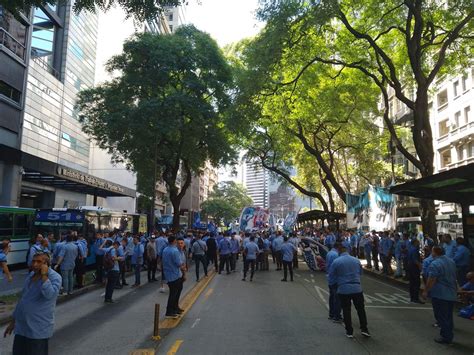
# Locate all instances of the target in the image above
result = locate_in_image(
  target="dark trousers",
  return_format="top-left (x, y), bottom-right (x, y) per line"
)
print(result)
top-left (74, 258), bottom-right (85, 287)
top-left (282, 260), bottom-right (293, 281)
top-left (207, 251), bottom-right (218, 271)
top-left (275, 251), bottom-right (283, 270)
top-left (194, 254), bottom-right (208, 279)
top-left (271, 248), bottom-right (276, 263)
top-left (126, 256), bottom-right (132, 272)
top-left (219, 254), bottom-right (230, 273)
top-left (13, 334), bottom-right (48, 355)
top-left (339, 292), bottom-right (368, 334)
top-left (432, 297), bottom-right (454, 342)
top-left (457, 265), bottom-right (469, 286)
top-left (147, 258), bottom-right (157, 281)
top-left (293, 250), bottom-right (298, 269)
top-left (329, 284), bottom-right (342, 319)
top-left (166, 278), bottom-right (184, 315)
top-left (105, 270), bottom-right (119, 301)
top-left (372, 249), bottom-right (379, 270)
top-left (95, 255), bottom-right (104, 282)
top-left (119, 261), bottom-right (126, 285)
top-left (230, 253), bottom-right (237, 271)
top-left (381, 254), bottom-right (390, 275)
top-left (407, 265), bottom-right (421, 301)
top-left (133, 263), bottom-right (141, 285)
top-left (243, 259), bottom-right (256, 279)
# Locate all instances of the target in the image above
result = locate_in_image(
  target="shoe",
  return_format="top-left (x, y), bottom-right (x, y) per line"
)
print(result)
top-left (165, 314), bottom-right (179, 319)
top-left (122, 282), bottom-right (129, 286)
top-left (434, 337), bottom-right (452, 345)
top-left (196, 278), bottom-right (200, 282)
top-left (152, 278), bottom-right (158, 281)
top-left (281, 279), bottom-right (287, 282)
top-left (346, 333), bottom-right (354, 338)
top-left (131, 284), bottom-right (138, 288)
top-left (432, 323), bottom-right (439, 328)
top-left (290, 279), bottom-right (294, 282)
top-left (104, 299), bottom-right (115, 304)
top-left (177, 308), bottom-right (184, 314)
top-left (361, 330), bottom-right (371, 337)
top-left (114, 286), bottom-right (123, 289)
top-left (333, 318), bottom-right (343, 324)
top-left (159, 287), bottom-right (166, 293)
top-left (242, 278), bottom-right (246, 281)
top-left (250, 278), bottom-right (253, 282)
top-left (328, 316), bottom-right (334, 320)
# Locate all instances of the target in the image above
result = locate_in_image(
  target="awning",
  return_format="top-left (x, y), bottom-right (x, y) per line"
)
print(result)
top-left (389, 163), bottom-right (474, 205)
top-left (297, 209), bottom-right (346, 223)
top-left (1, 144), bottom-right (136, 198)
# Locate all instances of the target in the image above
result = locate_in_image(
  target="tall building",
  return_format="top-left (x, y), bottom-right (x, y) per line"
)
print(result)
top-left (0, 5), bottom-right (135, 209)
top-left (181, 161), bottom-right (218, 216)
top-left (245, 159), bottom-right (269, 208)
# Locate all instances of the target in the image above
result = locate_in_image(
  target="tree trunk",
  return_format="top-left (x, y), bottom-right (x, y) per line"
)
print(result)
top-left (171, 195), bottom-right (181, 231)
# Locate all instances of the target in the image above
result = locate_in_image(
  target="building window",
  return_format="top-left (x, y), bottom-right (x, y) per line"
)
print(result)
top-left (465, 106), bottom-right (471, 124)
top-left (0, 10), bottom-right (27, 60)
top-left (168, 13), bottom-right (173, 22)
top-left (461, 74), bottom-right (468, 92)
top-left (453, 80), bottom-right (459, 97)
top-left (457, 145), bottom-right (464, 161)
top-left (169, 25), bottom-right (173, 32)
top-left (437, 89), bottom-right (448, 109)
top-left (438, 119), bottom-right (449, 137)
top-left (454, 111), bottom-right (461, 128)
top-left (0, 80), bottom-right (21, 103)
top-left (469, 142), bottom-right (474, 158)
top-left (440, 149), bottom-right (451, 168)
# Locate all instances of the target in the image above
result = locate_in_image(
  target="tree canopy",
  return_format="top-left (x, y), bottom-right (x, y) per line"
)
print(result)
top-left (201, 181), bottom-right (253, 225)
top-left (77, 26), bottom-right (236, 229)
top-left (3, 0), bottom-right (182, 21)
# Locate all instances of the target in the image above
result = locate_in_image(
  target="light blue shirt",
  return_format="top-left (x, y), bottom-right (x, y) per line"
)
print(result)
top-left (324, 234), bottom-right (336, 248)
top-left (453, 245), bottom-right (470, 267)
top-left (230, 239), bottom-right (240, 253)
top-left (156, 237), bottom-right (168, 258)
top-left (326, 249), bottom-right (339, 276)
top-left (59, 242), bottom-right (79, 271)
top-left (380, 237), bottom-right (394, 256)
top-left (281, 242), bottom-right (296, 262)
top-left (27, 243), bottom-right (46, 267)
top-left (328, 252), bottom-right (363, 294)
top-left (272, 236), bottom-right (284, 251)
top-left (263, 239), bottom-right (271, 251)
top-left (162, 245), bottom-right (183, 282)
top-left (428, 255), bottom-right (457, 301)
top-left (443, 240), bottom-right (457, 259)
top-left (422, 255), bottom-right (434, 278)
top-left (76, 239), bottom-right (87, 258)
top-left (218, 238), bottom-right (232, 255)
top-left (13, 268), bottom-right (62, 339)
top-left (131, 243), bottom-right (144, 265)
top-left (104, 247), bottom-right (120, 272)
top-left (245, 241), bottom-right (260, 260)
top-left (94, 238), bottom-right (104, 256)
top-left (52, 241), bottom-right (65, 264)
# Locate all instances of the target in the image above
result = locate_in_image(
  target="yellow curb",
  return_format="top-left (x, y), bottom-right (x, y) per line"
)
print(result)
top-left (159, 270), bottom-right (216, 330)
top-left (130, 349), bottom-right (155, 355)
top-left (166, 340), bottom-right (184, 355)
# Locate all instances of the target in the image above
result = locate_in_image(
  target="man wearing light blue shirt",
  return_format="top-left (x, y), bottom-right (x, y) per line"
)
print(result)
top-left (4, 252), bottom-right (61, 355)
top-left (218, 235), bottom-right (232, 275)
top-left (281, 237), bottom-right (296, 282)
top-left (272, 232), bottom-right (284, 271)
top-left (27, 234), bottom-right (46, 268)
top-left (423, 246), bottom-right (457, 345)
top-left (54, 234), bottom-right (78, 295)
top-left (230, 233), bottom-right (240, 272)
top-left (453, 237), bottom-right (470, 286)
top-left (329, 244), bottom-right (370, 338)
top-left (131, 236), bottom-right (144, 287)
top-left (242, 236), bottom-right (260, 282)
top-left (442, 234), bottom-right (457, 259)
top-left (162, 236), bottom-right (185, 317)
top-left (74, 235), bottom-right (87, 288)
top-left (93, 233), bottom-right (105, 283)
top-left (326, 243), bottom-right (342, 322)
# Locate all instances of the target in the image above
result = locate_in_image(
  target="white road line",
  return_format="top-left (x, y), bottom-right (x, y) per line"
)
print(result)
top-left (191, 318), bottom-right (201, 328)
top-left (311, 279), bottom-right (315, 283)
top-left (314, 286), bottom-right (329, 310)
top-left (310, 274), bottom-right (314, 278)
top-left (295, 274), bottom-right (301, 277)
top-left (365, 275), bottom-right (407, 292)
top-left (304, 278), bottom-right (311, 283)
top-left (365, 306), bottom-right (431, 310)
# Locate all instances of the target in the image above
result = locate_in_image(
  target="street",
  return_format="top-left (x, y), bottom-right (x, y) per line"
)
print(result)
top-left (1, 260), bottom-right (473, 355)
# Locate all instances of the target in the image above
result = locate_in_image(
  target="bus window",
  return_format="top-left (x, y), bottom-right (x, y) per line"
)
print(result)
top-left (14, 213), bottom-right (32, 239)
top-left (0, 213), bottom-right (13, 237)
top-left (99, 214), bottom-right (111, 232)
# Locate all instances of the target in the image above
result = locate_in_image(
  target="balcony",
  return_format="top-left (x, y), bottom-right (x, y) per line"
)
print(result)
top-left (0, 28), bottom-right (25, 61)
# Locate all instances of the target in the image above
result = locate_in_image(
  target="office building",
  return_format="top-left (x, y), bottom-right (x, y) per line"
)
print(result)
top-left (245, 158), bottom-right (269, 208)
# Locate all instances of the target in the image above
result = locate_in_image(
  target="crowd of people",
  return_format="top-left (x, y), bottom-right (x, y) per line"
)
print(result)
top-left (1, 226), bottom-right (473, 354)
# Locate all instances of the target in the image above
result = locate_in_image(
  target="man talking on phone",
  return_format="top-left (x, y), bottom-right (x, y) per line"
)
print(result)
top-left (4, 252), bottom-right (62, 355)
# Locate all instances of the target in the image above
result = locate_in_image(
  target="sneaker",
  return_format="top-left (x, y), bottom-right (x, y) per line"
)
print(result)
top-left (328, 316), bottom-right (334, 321)
top-left (434, 337), bottom-right (452, 345)
top-left (177, 309), bottom-right (184, 315)
top-left (104, 299), bottom-right (115, 304)
top-left (281, 279), bottom-right (287, 282)
top-left (333, 318), bottom-right (343, 324)
top-left (250, 278), bottom-right (253, 282)
top-left (196, 278), bottom-right (200, 282)
top-left (159, 287), bottom-right (166, 293)
top-left (361, 330), bottom-right (371, 338)
top-left (242, 278), bottom-right (246, 281)
top-left (165, 314), bottom-right (179, 319)
top-left (346, 333), bottom-right (354, 338)
top-left (432, 323), bottom-right (439, 328)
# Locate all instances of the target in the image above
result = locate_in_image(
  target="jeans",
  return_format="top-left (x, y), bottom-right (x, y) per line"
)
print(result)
top-left (381, 254), bottom-right (391, 275)
top-left (395, 257), bottom-right (403, 276)
top-left (282, 260), bottom-right (293, 281)
top-left (230, 253), bottom-right (237, 271)
top-left (293, 250), bottom-right (298, 269)
top-left (166, 278), bottom-right (184, 315)
top-left (364, 248), bottom-right (372, 268)
top-left (133, 263), bottom-right (141, 285)
top-left (105, 270), bottom-right (119, 301)
top-left (407, 265), bottom-right (421, 301)
top-left (243, 259), bottom-right (256, 279)
top-left (61, 269), bottom-right (74, 293)
top-left (431, 297), bottom-right (454, 342)
top-left (329, 284), bottom-right (342, 319)
top-left (338, 292), bottom-right (368, 335)
top-left (13, 334), bottom-right (48, 355)
top-left (219, 254), bottom-right (230, 273)
top-left (194, 254), bottom-right (208, 279)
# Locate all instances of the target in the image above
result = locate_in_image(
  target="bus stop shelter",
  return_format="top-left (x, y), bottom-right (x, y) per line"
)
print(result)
top-left (297, 209), bottom-right (346, 229)
top-left (390, 163), bottom-right (474, 265)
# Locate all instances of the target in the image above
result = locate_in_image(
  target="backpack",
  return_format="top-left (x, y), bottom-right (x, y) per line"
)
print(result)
top-left (103, 249), bottom-right (115, 271)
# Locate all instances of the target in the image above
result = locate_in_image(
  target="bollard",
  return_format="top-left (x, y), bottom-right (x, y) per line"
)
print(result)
top-left (152, 304), bottom-right (161, 341)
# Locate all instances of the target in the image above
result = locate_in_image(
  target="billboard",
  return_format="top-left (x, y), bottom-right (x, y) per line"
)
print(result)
top-left (346, 186), bottom-right (395, 231)
top-left (239, 206), bottom-right (276, 232)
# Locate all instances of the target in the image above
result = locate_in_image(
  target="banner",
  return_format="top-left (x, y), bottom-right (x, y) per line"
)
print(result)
top-left (437, 221), bottom-right (463, 236)
top-left (283, 211), bottom-right (299, 233)
top-left (346, 186), bottom-right (395, 232)
top-left (239, 206), bottom-right (275, 232)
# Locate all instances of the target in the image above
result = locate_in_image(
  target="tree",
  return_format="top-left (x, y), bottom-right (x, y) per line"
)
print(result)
top-left (77, 26), bottom-right (236, 229)
top-left (201, 181), bottom-right (253, 225)
top-left (254, 0), bottom-right (473, 237)
top-left (2, 0), bottom-right (182, 22)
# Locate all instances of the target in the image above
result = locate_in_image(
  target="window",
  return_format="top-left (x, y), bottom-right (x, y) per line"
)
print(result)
top-left (437, 89), bottom-right (448, 109)
top-left (440, 149), bottom-right (451, 168)
top-left (169, 25), bottom-right (173, 32)
top-left (462, 74), bottom-right (468, 92)
top-left (465, 106), bottom-right (471, 124)
top-left (454, 111), bottom-right (461, 128)
top-left (0, 80), bottom-right (21, 103)
top-left (61, 132), bottom-right (89, 156)
top-left (0, 10), bottom-right (27, 59)
top-left (453, 80), bottom-right (459, 97)
top-left (457, 145), bottom-right (464, 161)
top-left (469, 142), bottom-right (474, 158)
top-left (0, 213), bottom-right (13, 237)
top-left (438, 119), bottom-right (449, 137)
top-left (168, 13), bottom-right (173, 21)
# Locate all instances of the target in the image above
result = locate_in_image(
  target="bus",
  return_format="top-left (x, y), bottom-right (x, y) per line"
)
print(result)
top-left (0, 206), bottom-right (35, 267)
top-left (32, 207), bottom-right (147, 266)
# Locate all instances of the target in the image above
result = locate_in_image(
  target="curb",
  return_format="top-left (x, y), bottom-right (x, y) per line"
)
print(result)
top-left (363, 268), bottom-right (411, 290)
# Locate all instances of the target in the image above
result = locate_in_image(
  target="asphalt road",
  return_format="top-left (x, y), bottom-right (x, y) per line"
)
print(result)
top-left (1, 258), bottom-right (473, 355)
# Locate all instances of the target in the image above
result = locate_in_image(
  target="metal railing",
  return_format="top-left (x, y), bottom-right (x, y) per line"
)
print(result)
top-left (0, 27), bottom-right (26, 60)
top-left (32, 54), bottom-right (60, 80)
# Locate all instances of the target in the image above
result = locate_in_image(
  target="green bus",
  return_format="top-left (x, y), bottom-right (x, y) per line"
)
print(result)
top-left (0, 206), bottom-right (35, 266)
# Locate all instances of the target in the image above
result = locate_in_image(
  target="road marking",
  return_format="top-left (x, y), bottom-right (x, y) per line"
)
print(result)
top-left (304, 278), bottom-right (311, 283)
top-left (310, 274), bottom-right (314, 278)
top-left (191, 318), bottom-right (201, 328)
top-left (130, 349), bottom-right (155, 355)
top-left (295, 273), bottom-right (301, 277)
top-left (166, 340), bottom-right (183, 355)
top-left (365, 275), bottom-right (406, 292)
top-left (366, 306), bottom-right (431, 310)
top-left (204, 288), bottom-right (213, 301)
top-left (314, 285), bottom-right (329, 310)
top-left (311, 279), bottom-right (315, 283)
